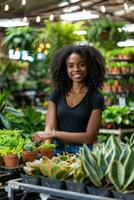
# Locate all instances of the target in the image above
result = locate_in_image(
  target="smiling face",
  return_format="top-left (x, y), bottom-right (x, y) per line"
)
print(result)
top-left (66, 53), bottom-right (88, 84)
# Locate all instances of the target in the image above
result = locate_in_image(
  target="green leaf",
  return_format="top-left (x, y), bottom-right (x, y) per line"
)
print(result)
top-left (108, 160), bottom-right (125, 192)
top-left (123, 150), bottom-right (134, 190)
top-left (0, 113), bottom-right (10, 129)
top-left (83, 159), bottom-right (101, 187)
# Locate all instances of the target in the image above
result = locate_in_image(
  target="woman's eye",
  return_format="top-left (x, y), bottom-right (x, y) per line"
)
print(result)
top-left (67, 64), bottom-right (73, 69)
top-left (79, 63), bottom-right (86, 68)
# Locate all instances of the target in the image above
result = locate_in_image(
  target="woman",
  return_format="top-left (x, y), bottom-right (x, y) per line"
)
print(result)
top-left (33, 45), bottom-right (105, 154)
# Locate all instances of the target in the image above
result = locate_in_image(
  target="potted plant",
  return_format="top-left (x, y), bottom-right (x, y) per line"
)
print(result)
top-left (22, 159), bottom-right (42, 185)
top-left (22, 140), bottom-right (37, 163)
top-left (38, 143), bottom-right (56, 159)
top-left (0, 130), bottom-right (24, 168)
top-left (108, 145), bottom-right (134, 200)
top-left (86, 17), bottom-right (129, 50)
top-left (39, 155), bottom-right (70, 189)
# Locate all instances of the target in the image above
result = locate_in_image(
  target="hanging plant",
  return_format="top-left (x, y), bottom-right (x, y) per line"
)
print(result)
top-left (86, 17), bottom-right (129, 50)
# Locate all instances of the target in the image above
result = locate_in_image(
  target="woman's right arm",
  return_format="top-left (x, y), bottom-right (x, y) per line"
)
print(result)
top-left (33, 101), bottom-right (57, 143)
top-left (45, 101), bottom-right (57, 131)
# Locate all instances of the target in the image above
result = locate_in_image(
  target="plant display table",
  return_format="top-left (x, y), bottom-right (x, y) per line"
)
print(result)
top-left (99, 128), bottom-right (134, 137)
top-left (7, 179), bottom-right (120, 200)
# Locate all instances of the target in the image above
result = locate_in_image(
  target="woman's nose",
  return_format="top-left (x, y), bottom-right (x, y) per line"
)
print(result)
top-left (73, 64), bottom-right (80, 71)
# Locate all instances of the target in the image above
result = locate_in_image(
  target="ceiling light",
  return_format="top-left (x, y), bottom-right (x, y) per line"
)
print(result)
top-left (22, 0), bottom-right (26, 6)
top-left (63, 5), bottom-right (80, 13)
top-left (81, 2), bottom-right (92, 7)
top-left (36, 16), bottom-right (41, 23)
top-left (124, 2), bottom-right (128, 11)
top-left (101, 5), bottom-right (106, 13)
top-left (0, 18), bottom-right (29, 27)
top-left (4, 4), bottom-right (9, 11)
top-left (60, 11), bottom-right (99, 21)
top-left (58, 1), bottom-right (69, 7)
top-left (70, 0), bottom-right (80, 3)
top-left (23, 17), bottom-right (28, 23)
top-left (49, 14), bottom-right (54, 21)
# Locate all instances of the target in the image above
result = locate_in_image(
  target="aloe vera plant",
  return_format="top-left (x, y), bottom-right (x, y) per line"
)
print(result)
top-left (81, 144), bottom-right (102, 187)
top-left (108, 146), bottom-right (134, 192)
top-left (80, 135), bottom-right (127, 187)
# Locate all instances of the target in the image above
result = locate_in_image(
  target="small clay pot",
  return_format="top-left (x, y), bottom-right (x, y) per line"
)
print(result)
top-left (3, 154), bottom-right (19, 168)
top-left (39, 148), bottom-right (55, 159)
top-left (22, 151), bottom-right (37, 163)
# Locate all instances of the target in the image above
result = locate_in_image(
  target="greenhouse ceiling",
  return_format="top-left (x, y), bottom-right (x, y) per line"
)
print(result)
top-left (0, 0), bottom-right (134, 27)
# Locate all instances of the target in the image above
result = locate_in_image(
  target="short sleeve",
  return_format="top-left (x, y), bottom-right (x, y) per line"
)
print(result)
top-left (49, 90), bottom-right (59, 103)
top-left (91, 91), bottom-right (105, 111)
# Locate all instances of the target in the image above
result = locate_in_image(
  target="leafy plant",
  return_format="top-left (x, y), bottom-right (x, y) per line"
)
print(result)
top-left (2, 26), bottom-right (37, 53)
top-left (39, 143), bottom-right (56, 150)
top-left (108, 146), bottom-right (134, 192)
top-left (86, 17), bottom-right (129, 50)
top-left (7, 106), bottom-right (44, 138)
top-left (102, 105), bottom-right (134, 129)
top-left (0, 90), bottom-right (22, 129)
top-left (23, 141), bottom-right (37, 152)
top-left (39, 156), bottom-right (71, 180)
top-left (33, 20), bottom-right (85, 73)
top-left (0, 129), bottom-right (24, 157)
top-left (24, 159), bottom-right (42, 176)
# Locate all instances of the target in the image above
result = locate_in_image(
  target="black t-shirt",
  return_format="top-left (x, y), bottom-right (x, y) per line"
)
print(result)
top-left (49, 89), bottom-right (104, 133)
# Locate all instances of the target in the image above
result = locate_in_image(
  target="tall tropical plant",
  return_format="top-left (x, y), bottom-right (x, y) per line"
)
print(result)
top-left (34, 20), bottom-right (85, 65)
top-left (2, 26), bottom-right (37, 53)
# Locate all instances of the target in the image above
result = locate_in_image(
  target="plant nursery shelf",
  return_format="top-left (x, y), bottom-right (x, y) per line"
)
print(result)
top-left (99, 128), bottom-right (134, 137)
top-left (7, 179), bottom-right (119, 200)
top-left (106, 74), bottom-right (134, 79)
top-left (112, 59), bottom-right (134, 62)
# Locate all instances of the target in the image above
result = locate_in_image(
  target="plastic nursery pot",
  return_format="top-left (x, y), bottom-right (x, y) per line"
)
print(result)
top-left (39, 148), bottom-right (55, 159)
top-left (22, 151), bottom-right (37, 163)
top-left (65, 180), bottom-right (87, 193)
top-left (86, 186), bottom-right (113, 197)
top-left (3, 154), bottom-right (19, 168)
top-left (41, 176), bottom-right (65, 189)
top-left (21, 174), bottom-right (41, 186)
top-left (112, 190), bottom-right (134, 200)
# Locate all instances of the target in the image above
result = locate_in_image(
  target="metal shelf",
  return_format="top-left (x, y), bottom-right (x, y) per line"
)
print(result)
top-left (7, 179), bottom-right (119, 200)
top-left (99, 128), bottom-right (134, 137)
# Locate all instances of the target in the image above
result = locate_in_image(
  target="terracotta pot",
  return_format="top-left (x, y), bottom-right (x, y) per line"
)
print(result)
top-left (3, 154), bottom-right (19, 168)
top-left (39, 148), bottom-right (55, 159)
top-left (22, 151), bottom-right (37, 163)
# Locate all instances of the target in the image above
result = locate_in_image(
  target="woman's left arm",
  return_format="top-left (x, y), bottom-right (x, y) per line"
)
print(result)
top-left (41, 109), bottom-right (102, 144)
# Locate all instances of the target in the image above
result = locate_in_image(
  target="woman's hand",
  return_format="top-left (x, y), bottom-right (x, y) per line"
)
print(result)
top-left (32, 131), bottom-right (55, 142)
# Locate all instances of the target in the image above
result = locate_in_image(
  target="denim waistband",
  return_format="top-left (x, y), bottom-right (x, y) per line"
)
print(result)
top-left (54, 140), bottom-right (93, 155)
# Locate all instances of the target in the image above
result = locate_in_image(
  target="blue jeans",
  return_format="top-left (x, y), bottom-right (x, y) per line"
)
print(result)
top-left (54, 140), bottom-right (93, 155)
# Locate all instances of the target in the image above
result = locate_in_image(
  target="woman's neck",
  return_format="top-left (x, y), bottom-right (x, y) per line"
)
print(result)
top-left (70, 83), bottom-right (87, 94)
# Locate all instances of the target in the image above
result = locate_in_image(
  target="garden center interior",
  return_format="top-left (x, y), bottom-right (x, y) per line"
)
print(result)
top-left (0, 0), bottom-right (134, 200)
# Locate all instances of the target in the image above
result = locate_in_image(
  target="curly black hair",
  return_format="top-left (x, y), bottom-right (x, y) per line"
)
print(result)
top-left (51, 45), bottom-right (106, 94)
